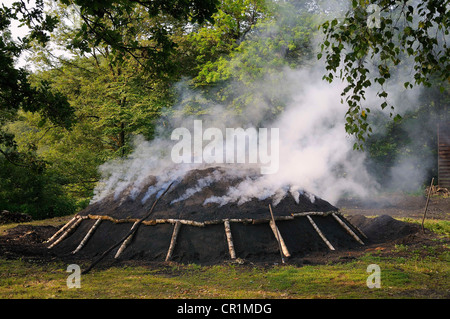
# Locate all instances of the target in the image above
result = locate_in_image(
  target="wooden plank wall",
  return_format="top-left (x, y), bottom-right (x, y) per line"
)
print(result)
top-left (438, 122), bottom-right (450, 188)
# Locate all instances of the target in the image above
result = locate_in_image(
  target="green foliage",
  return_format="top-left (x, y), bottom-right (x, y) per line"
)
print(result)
top-left (59, 0), bottom-right (219, 76)
top-left (178, 0), bottom-right (318, 116)
top-left (319, 0), bottom-right (449, 148)
top-left (0, 2), bottom-right (74, 129)
top-left (13, 52), bottom-right (171, 202)
top-left (363, 77), bottom-right (449, 189)
top-left (0, 2), bottom-right (79, 218)
top-left (0, 157), bottom-right (76, 219)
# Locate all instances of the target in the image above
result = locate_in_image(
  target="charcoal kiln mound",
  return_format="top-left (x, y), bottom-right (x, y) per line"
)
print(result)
top-left (47, 167), bottom-right (369, 264)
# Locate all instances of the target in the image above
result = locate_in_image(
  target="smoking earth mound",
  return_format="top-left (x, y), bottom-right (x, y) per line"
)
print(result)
top-left (48, 166), bottom-right (369, 264)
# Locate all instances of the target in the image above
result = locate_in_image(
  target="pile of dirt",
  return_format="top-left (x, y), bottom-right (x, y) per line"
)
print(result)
top-left (0, 164), bottom-right (433, 267)
top-left (346, 214), bottom-right (420, 244)
top-left (337, 194), bottom-right (450, 220)
top-left (2, 225), bottom-right (56, 244)
top-left (0, 210), bottom-right (32, 224)
top-left (0, 225), bottom-right (57, 259)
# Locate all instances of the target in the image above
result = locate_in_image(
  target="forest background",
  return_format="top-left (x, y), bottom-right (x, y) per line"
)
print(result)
top-left (0, 0), bottom-right (448, 220)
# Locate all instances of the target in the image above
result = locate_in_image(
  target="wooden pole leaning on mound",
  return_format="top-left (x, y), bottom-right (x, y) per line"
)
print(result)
top-left (268, 204), bottom-right (290, 263)
top-left (82, 181), bottom-right (174, 274)
top-left (224, 219), bottom-right (236, 260)
top-left (48, 216), bottom-right (83, 249)
top-left (337, 214), bottom-right (368, 239)
top-left (306, 215), bottom-right (335, 251)
top-left (115, 221), bottom-right (139, 259)
top-left (45, 216), bottom-right (78, 244)
top-left (165, 221), bottom-right (182, 261)
top-left (332, 213), bottom-right (364, 245)
top-left (72, 218), bottom-right (102, 254)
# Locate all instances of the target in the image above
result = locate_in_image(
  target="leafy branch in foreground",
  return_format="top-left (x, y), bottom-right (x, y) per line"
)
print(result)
top-left (319, 0), bottom-right (449, 148)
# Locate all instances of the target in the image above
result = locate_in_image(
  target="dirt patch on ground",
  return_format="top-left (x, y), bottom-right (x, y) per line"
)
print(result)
top-left (0, 225), bottom-right (58, 261)
top-left (337, 194), bottom-right (449, 220)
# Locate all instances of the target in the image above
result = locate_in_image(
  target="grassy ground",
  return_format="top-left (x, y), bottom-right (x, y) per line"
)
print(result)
top-left (0, 218), bottom-right (448, 299)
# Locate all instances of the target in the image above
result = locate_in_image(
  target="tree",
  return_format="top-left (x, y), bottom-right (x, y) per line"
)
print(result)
top-left (0, 0), bottom-right (219, 218)
top-left (8, 0), bottom-right (180, 204)
top-left (0, 1), bottom-right (74, 168)
top-left (59, 0), bottom-right (218, 76)
top-left (319, 0), bottom-right (449, 147)
top-left (173, 0), bottom-right (318, 120)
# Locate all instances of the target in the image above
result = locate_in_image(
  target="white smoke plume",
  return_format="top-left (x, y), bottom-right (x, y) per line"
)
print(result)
top-left (91, 1), bottom-right (433, 208)
top-left (92, 63), bottom-right (382, 207)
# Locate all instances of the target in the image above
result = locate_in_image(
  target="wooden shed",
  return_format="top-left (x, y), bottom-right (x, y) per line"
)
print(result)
top-left (438, 122), bottom-right (450, 188)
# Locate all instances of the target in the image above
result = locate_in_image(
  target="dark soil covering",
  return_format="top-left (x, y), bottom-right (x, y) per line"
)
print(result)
top-left (48, 167), bottom-right (358, 264)
top-left (0, 167), bottom-right (428, 266)
top-left (45, 168), bottom-right (421, 265)
top-left (0, 225), bottom-right (57, 259)
top-left (346, 214), bottom-right (420, 244)
top-left (0, 214), bottom-right (425, 267)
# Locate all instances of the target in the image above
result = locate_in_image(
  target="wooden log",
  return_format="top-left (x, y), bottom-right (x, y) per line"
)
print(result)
top-left (45, 216), bottom-right (78, 243)
top-left (203, 220), bottom-right (221, 226)
top-left (269, 220), bottom-right (291, 259)
top-left (252, 215), bottom-right (294, 225)
top-left (252, 218), bottom-right (269, 224)
top-left (178, 219), bottom-right (205, 227)
top-left (269, 205), bottom-right (285, 263)
top-left (88, 214), bottom-right (159, 226)
top-left (115, 221), bottom-right (139, 259)
top-left (306, 215), bottom-right (335, 251)
top-left (268, 205), bottom-right (290, 262)
top-left (332, 213), bottom-right (364, 245)
top-left (87, 214), bottom-right (109, 221)
top-left (48, 216), bottom-right (83, 249)
top-left (84, 215), bottom-right (305, 228)
top-left (72, 218), bottom-right (102, 254)
top-left (224, 220), bottom-right (236, 259)
top-left (291, 211), bottom-right (329, 217)
top-left (142, 219), bottom-right (157, 226)
top-left (152, 219), bottom-right (205, 227)
top-left (229, 218), bottom-right (253, 224)
top-left (275, 215), bottom-right (295, 221)
top-left (88, 214), bottom-right (136, 224)
top-left (165, 221), bottom-right (182, 261)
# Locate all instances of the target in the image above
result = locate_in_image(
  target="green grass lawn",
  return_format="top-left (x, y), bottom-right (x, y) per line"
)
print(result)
top-left (0, 218), bottom-right (448, 299)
